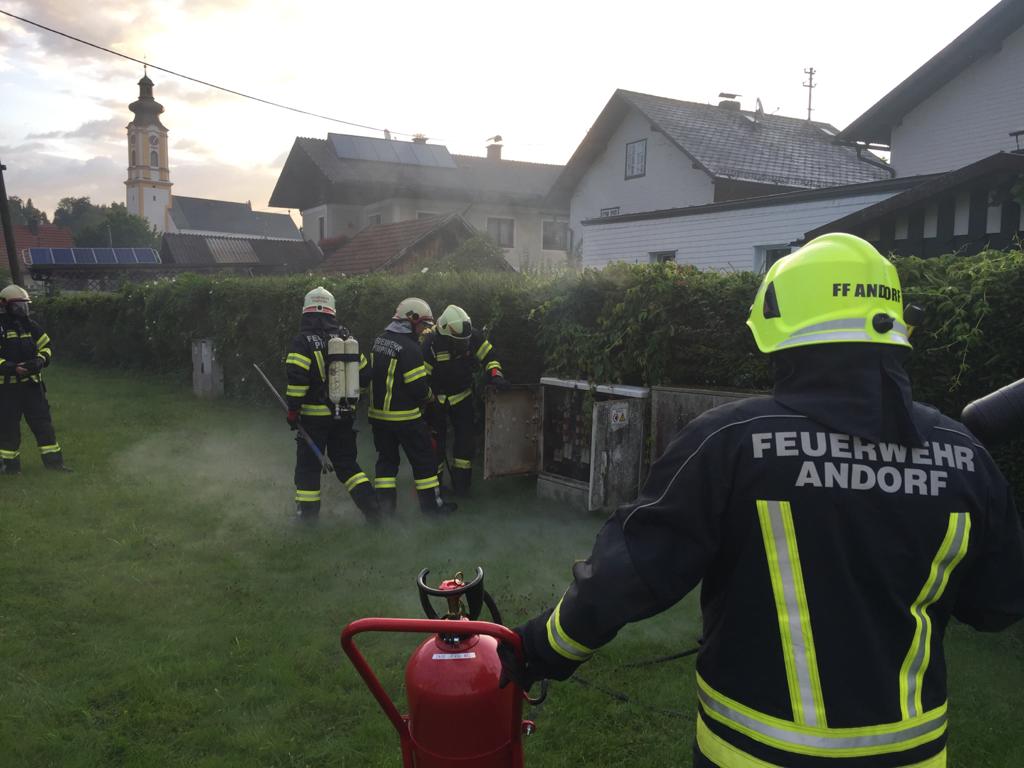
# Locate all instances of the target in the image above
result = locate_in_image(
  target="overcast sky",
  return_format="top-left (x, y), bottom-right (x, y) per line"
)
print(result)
top-left (0, 0), bottom-right (1001, 220)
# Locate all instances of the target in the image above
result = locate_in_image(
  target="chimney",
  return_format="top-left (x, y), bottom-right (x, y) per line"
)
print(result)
top-left (718, 92), bottom-right (741, 110)
top-left (412, 133), bottom-right (428, 144)
top-left (486, 134), bottom-right (503, 160)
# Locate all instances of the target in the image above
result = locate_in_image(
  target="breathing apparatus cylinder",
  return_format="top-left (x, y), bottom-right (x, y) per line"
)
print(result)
top-left (343, 337), bottom-right (360, 405)
top-left (327, 336), bottom-right (348, 415)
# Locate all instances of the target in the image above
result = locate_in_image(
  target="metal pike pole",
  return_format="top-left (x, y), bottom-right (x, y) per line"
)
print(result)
top-left (252, 362), bottom-right (333, 475)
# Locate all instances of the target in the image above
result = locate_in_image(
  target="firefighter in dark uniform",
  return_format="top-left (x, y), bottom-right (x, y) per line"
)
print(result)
top-left (422, 305), bottom-right (509, 495)
top-left (501, 234), bottom-right (1024, 768)
top-left (0, 285), bottom-right (69, 474)
top-left (285, 287), bottom-right (379, 522)
top-left (366, 298), bottom-right (455, 517)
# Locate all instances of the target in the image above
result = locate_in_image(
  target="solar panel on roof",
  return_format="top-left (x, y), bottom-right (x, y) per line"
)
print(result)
top-left (329, 133), bottom-right (456, 169)
top-left (114, 248), bottom-right (137, 264)
top-left (134, 249), bottom-right (160, 264)
top-left (72, 248), bottom-right (97, 264)
top-left (95, 248), bottom-right (116, 264)
top-left (52, 248), bottom-right (74, 265)
top-left (28, 248), bottom-right (54, 265)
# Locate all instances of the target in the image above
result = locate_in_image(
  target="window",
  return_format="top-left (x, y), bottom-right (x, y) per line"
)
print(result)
top-left (543, 220), bottom-right (568, 250)
top-left (487, 217), bottom-right (515, 248)
top-left (754, 245), bottom-right (792, 273)
top-left (150, 150), bottom-right (159, 167)
top-left (318, 216), bottom-right (325, 241)
top-left (367, 214), bottom-right (382, 226)
top-left (600, 207), bottom-right (621, 218)
top-left (131, 149), bottom-right (137, 166)
top-left (417, 211), bottom-right (440, 220)
top-left (649, 251), bottom-right (677, 263)
top-left (625, 139), bottom-right (646, 179)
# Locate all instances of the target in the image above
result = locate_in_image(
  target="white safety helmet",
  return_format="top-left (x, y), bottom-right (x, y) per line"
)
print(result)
top-left (437, 305), bottom-right (473, 340)
top-left (393, 297), bottom-right (433, 326)
top-left (1, 284), bottom-right (31, 316)
top-left (303, 286), bottom-right (336, 316)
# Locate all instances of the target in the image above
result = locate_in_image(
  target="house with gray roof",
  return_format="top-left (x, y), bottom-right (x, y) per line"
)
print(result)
top-left (269, 133), bottom-right (569, 271)
top-left (549, 89), bottom-right (893, 254)
top-left (169, 195), bottom-right (302, 240)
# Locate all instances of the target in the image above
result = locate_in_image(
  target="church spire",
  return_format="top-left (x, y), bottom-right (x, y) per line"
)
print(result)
top-left (129, 70), bottom-right (165, 129)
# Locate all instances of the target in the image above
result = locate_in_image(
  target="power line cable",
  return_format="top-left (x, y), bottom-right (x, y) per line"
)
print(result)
top-left (0, 8), bottom-right (418, 138)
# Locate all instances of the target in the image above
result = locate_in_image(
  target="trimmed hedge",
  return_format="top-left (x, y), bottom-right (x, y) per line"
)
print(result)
top-left (36, 248), bottom-right (1024, 493)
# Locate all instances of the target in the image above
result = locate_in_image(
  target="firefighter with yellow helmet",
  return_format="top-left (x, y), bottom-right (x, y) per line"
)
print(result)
top-left (501, 234), bottom-right (1024, 767)
top-left (0, 284), bottom-right (69, 474)
top-left (365, 298), bottom-right (456, 516)
top-left (285, 287), bottom-right (378, 522)
top-left (422, 304), bottom-right (507, 496)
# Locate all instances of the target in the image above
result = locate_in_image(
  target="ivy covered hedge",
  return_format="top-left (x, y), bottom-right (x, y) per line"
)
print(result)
top-left (36, 248), bottom-right (1024, 491)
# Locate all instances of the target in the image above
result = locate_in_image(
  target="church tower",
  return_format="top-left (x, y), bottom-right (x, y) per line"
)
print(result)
top-left (125, 72), bottom-right (172, 232)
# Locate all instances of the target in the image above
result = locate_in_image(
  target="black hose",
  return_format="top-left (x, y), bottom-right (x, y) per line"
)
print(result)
top-left (961, 378), bottom-right (1024, 447)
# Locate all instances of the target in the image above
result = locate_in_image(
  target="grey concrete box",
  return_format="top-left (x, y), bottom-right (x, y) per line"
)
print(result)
top-left (191, 338), bottom-right (224, 399)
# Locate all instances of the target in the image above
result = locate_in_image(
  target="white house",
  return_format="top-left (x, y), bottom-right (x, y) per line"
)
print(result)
top-left (269, 134), bottom-right (569, 271)
top-left (840, 0), bottom-right (1024, 176)
top-left (545, 89), bottom-right (893, 256)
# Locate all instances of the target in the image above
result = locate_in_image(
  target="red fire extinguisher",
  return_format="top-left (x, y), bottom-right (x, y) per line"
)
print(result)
top-left (341, 567), bottom-right (543, 767)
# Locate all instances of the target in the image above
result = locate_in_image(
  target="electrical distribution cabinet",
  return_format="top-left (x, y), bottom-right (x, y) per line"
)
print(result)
top-left (484, 377), bottom-right (650, 512)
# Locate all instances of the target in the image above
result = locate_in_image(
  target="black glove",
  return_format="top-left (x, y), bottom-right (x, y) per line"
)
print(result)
top-left (488, 371), bottom-right (512, 391)
top-left (497, 615), bottom-right (583, 691)
top-left (19, 357), bottom-right (44, 374)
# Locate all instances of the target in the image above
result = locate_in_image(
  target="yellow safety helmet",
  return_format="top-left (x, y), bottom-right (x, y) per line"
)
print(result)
top-left (746, 233), bottom-right (910, 354)
top-left (436, 305), bottom-right (473, 340)
top-left (303, 286), bottom-right (336, 315)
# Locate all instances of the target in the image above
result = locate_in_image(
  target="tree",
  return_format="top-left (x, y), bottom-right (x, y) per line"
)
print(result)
top-left (7, 196), bottom-right (50, 231)
top-left (75, 203), bottom-right (160, 249)
top-left (53, 196), bottom-right (105, 237)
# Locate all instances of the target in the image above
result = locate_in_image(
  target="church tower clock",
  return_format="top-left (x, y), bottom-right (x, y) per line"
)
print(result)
top-left (125, 72), bottom-right (172, 232)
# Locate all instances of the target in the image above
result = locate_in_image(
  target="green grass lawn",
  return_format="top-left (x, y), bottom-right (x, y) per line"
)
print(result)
top-left (1, 363), bottom-right (1022, 767)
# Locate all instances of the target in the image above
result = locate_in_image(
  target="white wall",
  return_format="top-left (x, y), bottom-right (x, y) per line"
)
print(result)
top-left (569, 106), bottom-right (714, 250)
top-left (301, 203), bottom-right (363, 241)
top-left (890, 25), bottom-right (1024, 175)
top-left (582, 190), bottom-right (900, 272)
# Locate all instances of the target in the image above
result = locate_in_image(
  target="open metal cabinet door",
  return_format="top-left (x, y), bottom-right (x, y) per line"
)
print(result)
top-left (483, 385), bottom-right (542, 479)
top-left (588, 398), bottom-right (647, 512)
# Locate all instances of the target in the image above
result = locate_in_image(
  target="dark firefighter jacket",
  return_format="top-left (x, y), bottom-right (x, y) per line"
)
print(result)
top-left (422, 328), bottom-right (502, 406)
top-left (366, 320), bottom-right (432, 423)
top-left (285, 314), bottom-right (366, 418)
top-left (521, 345), bottom-right (1024, 768)
top-left (0, 315), bottom-right (53, 385)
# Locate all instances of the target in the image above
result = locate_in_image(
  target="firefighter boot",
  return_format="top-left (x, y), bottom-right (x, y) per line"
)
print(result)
top-left (3, 457), bottom-right (21, 476)
top-left (377, 488), bottom-right (397, 518)
top-left (452, 466), bottom-right (472, 497)
top-left (294, 500), bottom-right (321, 523)
top-left (418, 487), bottom-right (457, 517)
top-left (351, 484), bottom-right (383, 524)
top-left (43, 453), bottom-right (72, 472)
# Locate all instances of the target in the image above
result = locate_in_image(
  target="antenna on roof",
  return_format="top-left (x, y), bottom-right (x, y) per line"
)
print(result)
top-left (803, 67), bottom-right (816, 121)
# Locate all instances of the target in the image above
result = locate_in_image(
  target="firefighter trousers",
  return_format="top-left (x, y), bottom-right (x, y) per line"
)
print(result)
top-left (370, 418), bottom-right (440, 513)
top-left (294, 416), bottom-right (377, 517)
top-left (0, 382), bottom-right (63, 469)
top-left (429, 396), bottom-right (475, 495)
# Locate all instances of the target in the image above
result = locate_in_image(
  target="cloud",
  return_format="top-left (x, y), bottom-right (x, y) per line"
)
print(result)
top-left (1, 142), bottom-right (124, 215)
top-left (27, 116), bottom-right (124, 141)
